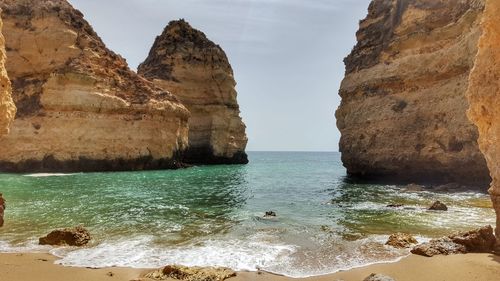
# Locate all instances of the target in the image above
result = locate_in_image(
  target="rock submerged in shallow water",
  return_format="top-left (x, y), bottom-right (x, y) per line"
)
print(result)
top-left (404, 184), bottom-right (425, 192)
top-left (144, 265), bottom-right (236, 281)
top-left (433, 183), bottom-right (462, 192)
top-left (264, 211), bottom-right (276, 217)
top-left (39, 226), bottom-right (91, 246)
top-left (386, 204), bottom-right (403, 208)
top-left (363, 273), bottom-right (396, 281)
top-left (385, 233), bottom-right (418, 249)
top-left (0, 193), bottom-right (5, 227)
top-left (411, 226), bottom-right (496, 257)
top-left (428, 201), bottom-right (448, 211)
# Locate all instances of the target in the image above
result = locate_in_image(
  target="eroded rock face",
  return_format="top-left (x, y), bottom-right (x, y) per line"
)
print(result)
top-left (0, 0), bottom-right (190, 172)
top-left (138, 20), bottom-right (248, 165)
top-left (336, 0), bottom-right (490, 185)
top-left (0, 15), bottom-right (15, 136)
top-left (39, 226), bottom-right (91, 246)
top-left (466, 0), bottom-right (500, 252)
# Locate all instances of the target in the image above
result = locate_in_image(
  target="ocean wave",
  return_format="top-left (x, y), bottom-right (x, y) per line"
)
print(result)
top-left (52, 234), bottom-right (296, 272)
top-left (0, 239), bottom-right (51, 253)
top-left (24, 173), bottom-right (79, 177)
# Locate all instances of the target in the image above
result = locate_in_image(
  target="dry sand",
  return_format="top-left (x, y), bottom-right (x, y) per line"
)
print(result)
top-left (0, 252), bottom-right (499, 281)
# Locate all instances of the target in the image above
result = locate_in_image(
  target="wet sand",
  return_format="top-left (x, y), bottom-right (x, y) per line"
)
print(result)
top-left (1, 252), bottom-right (499, 281)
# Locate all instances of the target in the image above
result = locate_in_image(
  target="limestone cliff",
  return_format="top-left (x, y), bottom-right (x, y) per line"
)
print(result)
top-left (466, 0), bottom-right (500, 251)
top-left (0, 15), bottom-right (15, 136)
top-left (0, 0), bottom-right (190, 172)
top-left (138, 20), bottom-right (248, 165)
top-left (336, 0), bottom-right (490, 185)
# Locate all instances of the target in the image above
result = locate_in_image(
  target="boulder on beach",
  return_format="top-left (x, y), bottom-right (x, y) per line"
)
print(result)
top-left (448, 225), bottom-right (496, 253)
top-left (411, 237), bottom-right (467, 257)
top-left (39, 226), bottom-right (91, 246)
top-left (0, 193), bottom-right (5, 227)
top-left (363, 273), bottom-right (396, 281)
top-left (144, 265), bottom-right (236, 281)
top-left (411, 225), bottom-right (496, 257)
top-left (428, 201), bottom-right (448, 211)
top-left (385, 233), bottom-right (418, 249)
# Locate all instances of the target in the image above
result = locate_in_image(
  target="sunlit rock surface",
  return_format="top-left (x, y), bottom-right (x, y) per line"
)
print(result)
top-left (0, 15), bottom-right (15, 136)
top-left (336, 0), bottom-right (489, 185)
top-left (0, 0), bottom-right (190, 172)
top-left (466, 0), bottom-right (500, 252)
top-left (139, 20), bottom-right (248, 165)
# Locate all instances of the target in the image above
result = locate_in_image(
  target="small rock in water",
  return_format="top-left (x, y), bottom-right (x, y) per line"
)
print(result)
top-left (264, 211), bottom-right (276, 217)
top-left (403, 183), bottom-right (425, 192)
top-left (39, 226), bottom-right (91, 246)
top-left (428, 201), bottom-right (448, 211)
top-left (433, 183), bottom-right (462, 192)
top-left (363, 273), bottom-right (396, 281)
top-left (386, 204), bottom-right (403, 208)
top-left (0, 193), bottom-right (5, 227)
top-left (386, 233), bottom-right (418, 248)
top-left (145, 265), bottom-right (236, 281)
top-left (411, 225), bottom-right (495, 257)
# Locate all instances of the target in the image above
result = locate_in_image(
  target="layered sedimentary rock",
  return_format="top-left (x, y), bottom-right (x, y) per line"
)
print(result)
top-left (0, 0), bottom-right (190, 172)
top-left (466, 0), bottom-right (500, 252)
top-left (138, 20), bottom-right (248, 164)
top-left (336, 0), bottom-right (490, 185)
top-left (0, 16), bottom-right (15, 136)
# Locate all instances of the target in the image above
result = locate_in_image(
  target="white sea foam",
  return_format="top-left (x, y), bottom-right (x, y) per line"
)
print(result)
top-left (47, 234), bottom-right (422, 278)
top-left (0, 239), bottom-right (51, 253)
top-left (24, 173), bottom-right (79, 177)
top-left (52, 234), bottom-right (296, 273)
top-left (0, 233), bottom-right (434, 278)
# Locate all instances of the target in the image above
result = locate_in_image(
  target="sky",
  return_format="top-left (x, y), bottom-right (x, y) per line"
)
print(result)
top-left (68, 0), bottom-right (371, 152)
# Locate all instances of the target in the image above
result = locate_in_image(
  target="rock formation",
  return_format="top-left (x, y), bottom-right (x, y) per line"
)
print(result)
top-left (336, 0), bottom-right (490, 185)
top-left (466, 0), bottom-right (500, 252)
top-left (0, 15), bottom-right (15, 136)
top-left (144, 265), bottom-right (236, 281)
top-left (39, 226), bottom-right (91, 246)
top-left (138, 20), bottom-right (248, 165)
top-left (0, 194), bottom-right (5, 227)
top-left (363, 274), bottom-right (396, 281)
top-left (428, 201), bottom-right (448, 211)
top-left (411, 225), bottom-right (496, 256)
top-left (0, 0), bottom-right (190, 172)
top-left (385, 233), bottom-right (418, 248)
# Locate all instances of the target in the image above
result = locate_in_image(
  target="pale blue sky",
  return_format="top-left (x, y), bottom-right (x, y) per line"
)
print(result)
top-left (69, 0), bottom-right (371, 152)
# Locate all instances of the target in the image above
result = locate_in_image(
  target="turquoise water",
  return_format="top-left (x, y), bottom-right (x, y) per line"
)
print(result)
top-left (0, 152), bottom-right (495, 277)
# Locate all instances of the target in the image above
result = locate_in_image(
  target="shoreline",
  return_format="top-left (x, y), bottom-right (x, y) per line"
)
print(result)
top-left (1, 252), bottom-right (499, 281)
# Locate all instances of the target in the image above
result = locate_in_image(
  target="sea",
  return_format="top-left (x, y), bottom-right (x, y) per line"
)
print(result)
top-left (0, 152), bottom-right (494, 278)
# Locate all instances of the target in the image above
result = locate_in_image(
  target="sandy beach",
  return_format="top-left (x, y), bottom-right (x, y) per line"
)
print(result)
top-left (1, 252), bottom-right (499, 281)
